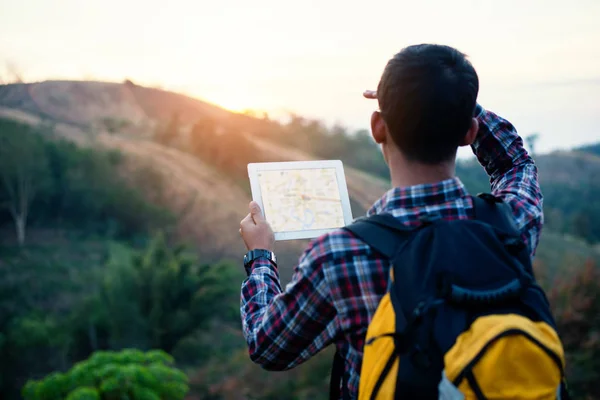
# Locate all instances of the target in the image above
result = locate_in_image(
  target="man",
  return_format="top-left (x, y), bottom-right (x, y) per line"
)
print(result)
top-left (239, 44), bottom-right (542, 399)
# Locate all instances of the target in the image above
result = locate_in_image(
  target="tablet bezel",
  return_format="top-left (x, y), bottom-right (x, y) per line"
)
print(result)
top-left (247, 160), bottom-right (354, 241)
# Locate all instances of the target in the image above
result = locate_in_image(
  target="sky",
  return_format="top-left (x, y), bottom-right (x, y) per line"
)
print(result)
top-left (1, 0), bottom-right (599, 155)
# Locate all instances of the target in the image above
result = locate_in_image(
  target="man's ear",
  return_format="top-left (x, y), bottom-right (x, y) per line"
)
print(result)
top-left (459, 118), bottom-right (479, 147)
top-left (371, 111), bottom-right (387, 144)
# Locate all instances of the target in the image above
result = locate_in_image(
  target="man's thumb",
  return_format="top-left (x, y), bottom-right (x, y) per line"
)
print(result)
top-left (249, 201), bottom-right (265, 223)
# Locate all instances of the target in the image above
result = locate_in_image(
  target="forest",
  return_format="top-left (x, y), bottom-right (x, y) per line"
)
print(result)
top-left (1, 105), bottom-right (599, 400)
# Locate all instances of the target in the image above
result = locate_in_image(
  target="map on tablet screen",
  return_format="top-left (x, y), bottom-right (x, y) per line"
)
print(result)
top-left (258, 168), bottom-right (344, 231)
top-left (248, 161), bottom-right (353, 240)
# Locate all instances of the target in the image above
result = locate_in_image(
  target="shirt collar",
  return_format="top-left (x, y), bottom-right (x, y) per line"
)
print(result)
top-left (366, 177), bottom-right (469, 216)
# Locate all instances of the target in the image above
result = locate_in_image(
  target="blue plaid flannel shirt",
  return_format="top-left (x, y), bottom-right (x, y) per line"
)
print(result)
top-left (240, 105), bottom-right (543, 398)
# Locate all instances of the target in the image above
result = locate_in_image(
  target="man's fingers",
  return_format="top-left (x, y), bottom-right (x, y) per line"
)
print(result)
top-left (240, 213), bottom-right (253, 229)
top-left (249, 201), bottom-right (265, 223)
top-left (363, 90), bottom-right (377, 99)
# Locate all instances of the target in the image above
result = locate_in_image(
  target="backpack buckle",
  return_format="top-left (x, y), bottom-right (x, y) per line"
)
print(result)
top-left (410, 345), bottom-right (432, 370)
top-left (504, 237), bottom-right (526, 255)
top-left (418, 212), bottom-right (442, 225)
top-left (477, 193), bottom-right (503, 204)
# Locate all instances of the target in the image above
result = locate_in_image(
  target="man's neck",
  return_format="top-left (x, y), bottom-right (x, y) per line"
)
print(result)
top-left (389, 157), bottom-right (456, 189)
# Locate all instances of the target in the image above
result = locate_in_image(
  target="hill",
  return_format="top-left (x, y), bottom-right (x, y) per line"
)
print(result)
top-left (0, 80), bottom-right (390, 275)
top-left (1, 79), bottom-right (599, 265)
top-left (578, 142), bottom-right (600, 157)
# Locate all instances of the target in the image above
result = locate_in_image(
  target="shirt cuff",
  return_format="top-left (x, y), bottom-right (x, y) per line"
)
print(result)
top-left (245, 258), bottom-right (278, 277)
top-left (474, 103), bottom-right (484, 118)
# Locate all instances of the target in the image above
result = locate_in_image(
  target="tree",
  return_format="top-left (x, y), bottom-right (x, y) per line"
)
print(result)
top-left (0, 119), bottom-right (49, 246)
top-left (549, 260), bottom-right (600, 399)
top-left (571, 211), bottom-right (592, 243)
top-left (525, 133), bottom-right (540, 155)
top-left (189, 117), bottom-right (216, 155)
top-left (22, 349), bottom-right (189, 400)
top-left (128, 234), bottom-right (236, 352)
top-left (101, 117), bottom-right (130, 134)
top-left (155, 113), bottom-right (181, 145)
top-left (73, 233), bottom-right (237, 353)
top-left (5, 61), bottom-right (24, 83)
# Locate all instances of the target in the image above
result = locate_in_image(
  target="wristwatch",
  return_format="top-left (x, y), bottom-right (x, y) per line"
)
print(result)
top-left (243, 249), bottom-right (277, 275)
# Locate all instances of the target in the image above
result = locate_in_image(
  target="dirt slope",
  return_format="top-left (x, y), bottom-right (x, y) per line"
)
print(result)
top-left (0, 106), bottom-right (331, 270)
top-left (0, 80), bottom-right (237, 127)
top-left (0, 81), bottom-right (394, 270)
top-left (0, 106), bottom-right (252, 257)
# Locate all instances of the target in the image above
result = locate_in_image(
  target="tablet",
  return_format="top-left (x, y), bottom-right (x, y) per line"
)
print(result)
top-left (248, 160), bottom-right (354, 241)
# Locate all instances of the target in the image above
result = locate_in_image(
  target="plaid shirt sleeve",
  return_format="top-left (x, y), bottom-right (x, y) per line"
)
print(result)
top-left (240, 236), bottom-right (339, 370)
top-left (472, 104), bottom-right (544, 257)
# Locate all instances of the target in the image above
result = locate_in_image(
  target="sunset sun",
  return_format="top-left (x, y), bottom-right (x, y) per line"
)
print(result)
top-left (211, 90), bottom-right (258, 113)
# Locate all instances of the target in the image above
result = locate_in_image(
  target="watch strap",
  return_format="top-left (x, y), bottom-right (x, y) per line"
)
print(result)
top-left (244, 249), bottom-right (277, 275)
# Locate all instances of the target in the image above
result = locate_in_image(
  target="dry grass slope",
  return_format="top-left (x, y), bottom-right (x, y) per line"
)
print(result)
top-left (0, 81), bottom-right (392, 273)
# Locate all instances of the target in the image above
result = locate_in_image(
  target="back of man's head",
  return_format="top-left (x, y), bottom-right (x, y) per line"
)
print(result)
top-left (377, 44), bottom-right (479, 164)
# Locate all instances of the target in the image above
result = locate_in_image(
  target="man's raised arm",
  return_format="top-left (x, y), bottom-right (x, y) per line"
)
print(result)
top-left (471, 104), bottom-right (544, 257)
top-left (239, 202), bottom-right (339, 370)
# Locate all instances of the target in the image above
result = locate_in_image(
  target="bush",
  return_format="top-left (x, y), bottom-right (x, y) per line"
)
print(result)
top-left (71, 233), bottom-right (240, 352)
top-left (22, 349), bottom-right (189, 400)
top-left (548, 260), bottom-right (600, 399)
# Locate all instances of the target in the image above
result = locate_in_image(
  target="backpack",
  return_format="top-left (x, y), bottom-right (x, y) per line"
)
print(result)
top-left (329, 193), bottom-right (570, 400)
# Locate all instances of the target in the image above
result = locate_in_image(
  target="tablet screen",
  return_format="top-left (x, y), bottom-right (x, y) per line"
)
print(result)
top-left (257, 168), bottom-right (345, 233)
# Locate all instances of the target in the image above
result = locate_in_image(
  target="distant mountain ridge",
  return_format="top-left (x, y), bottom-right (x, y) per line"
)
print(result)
top-left (578, 143), bottom-right (600, 157)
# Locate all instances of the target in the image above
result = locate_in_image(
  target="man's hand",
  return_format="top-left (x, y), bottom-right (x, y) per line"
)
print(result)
top-left (363, 90), bottom-right (377, 99)
top-left (239, 201), bottom-right (275, 251)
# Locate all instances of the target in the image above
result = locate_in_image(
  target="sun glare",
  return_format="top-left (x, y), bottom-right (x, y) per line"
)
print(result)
top-left (204, 87), bottom-right (267, 115)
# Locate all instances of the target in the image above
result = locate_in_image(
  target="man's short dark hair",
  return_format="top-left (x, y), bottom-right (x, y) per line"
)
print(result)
top-left (377, 44), bottom-right (479, 164)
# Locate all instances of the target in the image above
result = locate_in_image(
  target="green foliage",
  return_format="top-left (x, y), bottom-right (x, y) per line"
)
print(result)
top-left (0, 240), bottom-right (104, 398)
top-left (261, 116), bottom-right (391, 181)
top-left (101, 117), bottom-right (131, 134)
top-left (0, 117), bottom-right (172, 240)
top-left (72, 233), bottom-right (239, 352)
top-left (0, 117), bottom-right (220, 399)
top-left (7, 314), bottom-right (68, 350)
top-left (455, 159), bottom-right (491, 195)
top-left (578, 143), bottom-right (600, 157)
top-left (188, 344), bottom-right (334, 400)
top-left (189, 116), bottom-right (265, 181)
top-left (542, 183), bottom-right (600, 244)
top-left (547, 260), bottom-right (600, 399)
top-left (188, 115), bottom-right (390, 184)
top-left (0, 234), bottom-right (231, 399)
top-left (22, 349), bottom-right (188, 400)
top-left (66, 387), bottom-right (100, 400)
top-left (310, 127), bottom-right (390, 181)
top-left (40, 139), bottom-right (172, 238)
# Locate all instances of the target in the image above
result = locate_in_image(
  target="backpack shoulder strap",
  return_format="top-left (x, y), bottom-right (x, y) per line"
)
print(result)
top-left (329, 350), bottom-right (349, 400)
top-left (472, 193), bottom-right (520, 236)
top-left (330, 214), bottom-right (416, 400)
top-left (473, 193), bottom-right (533, 273)
top-left (343, 214), bottom-right (416, 259)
